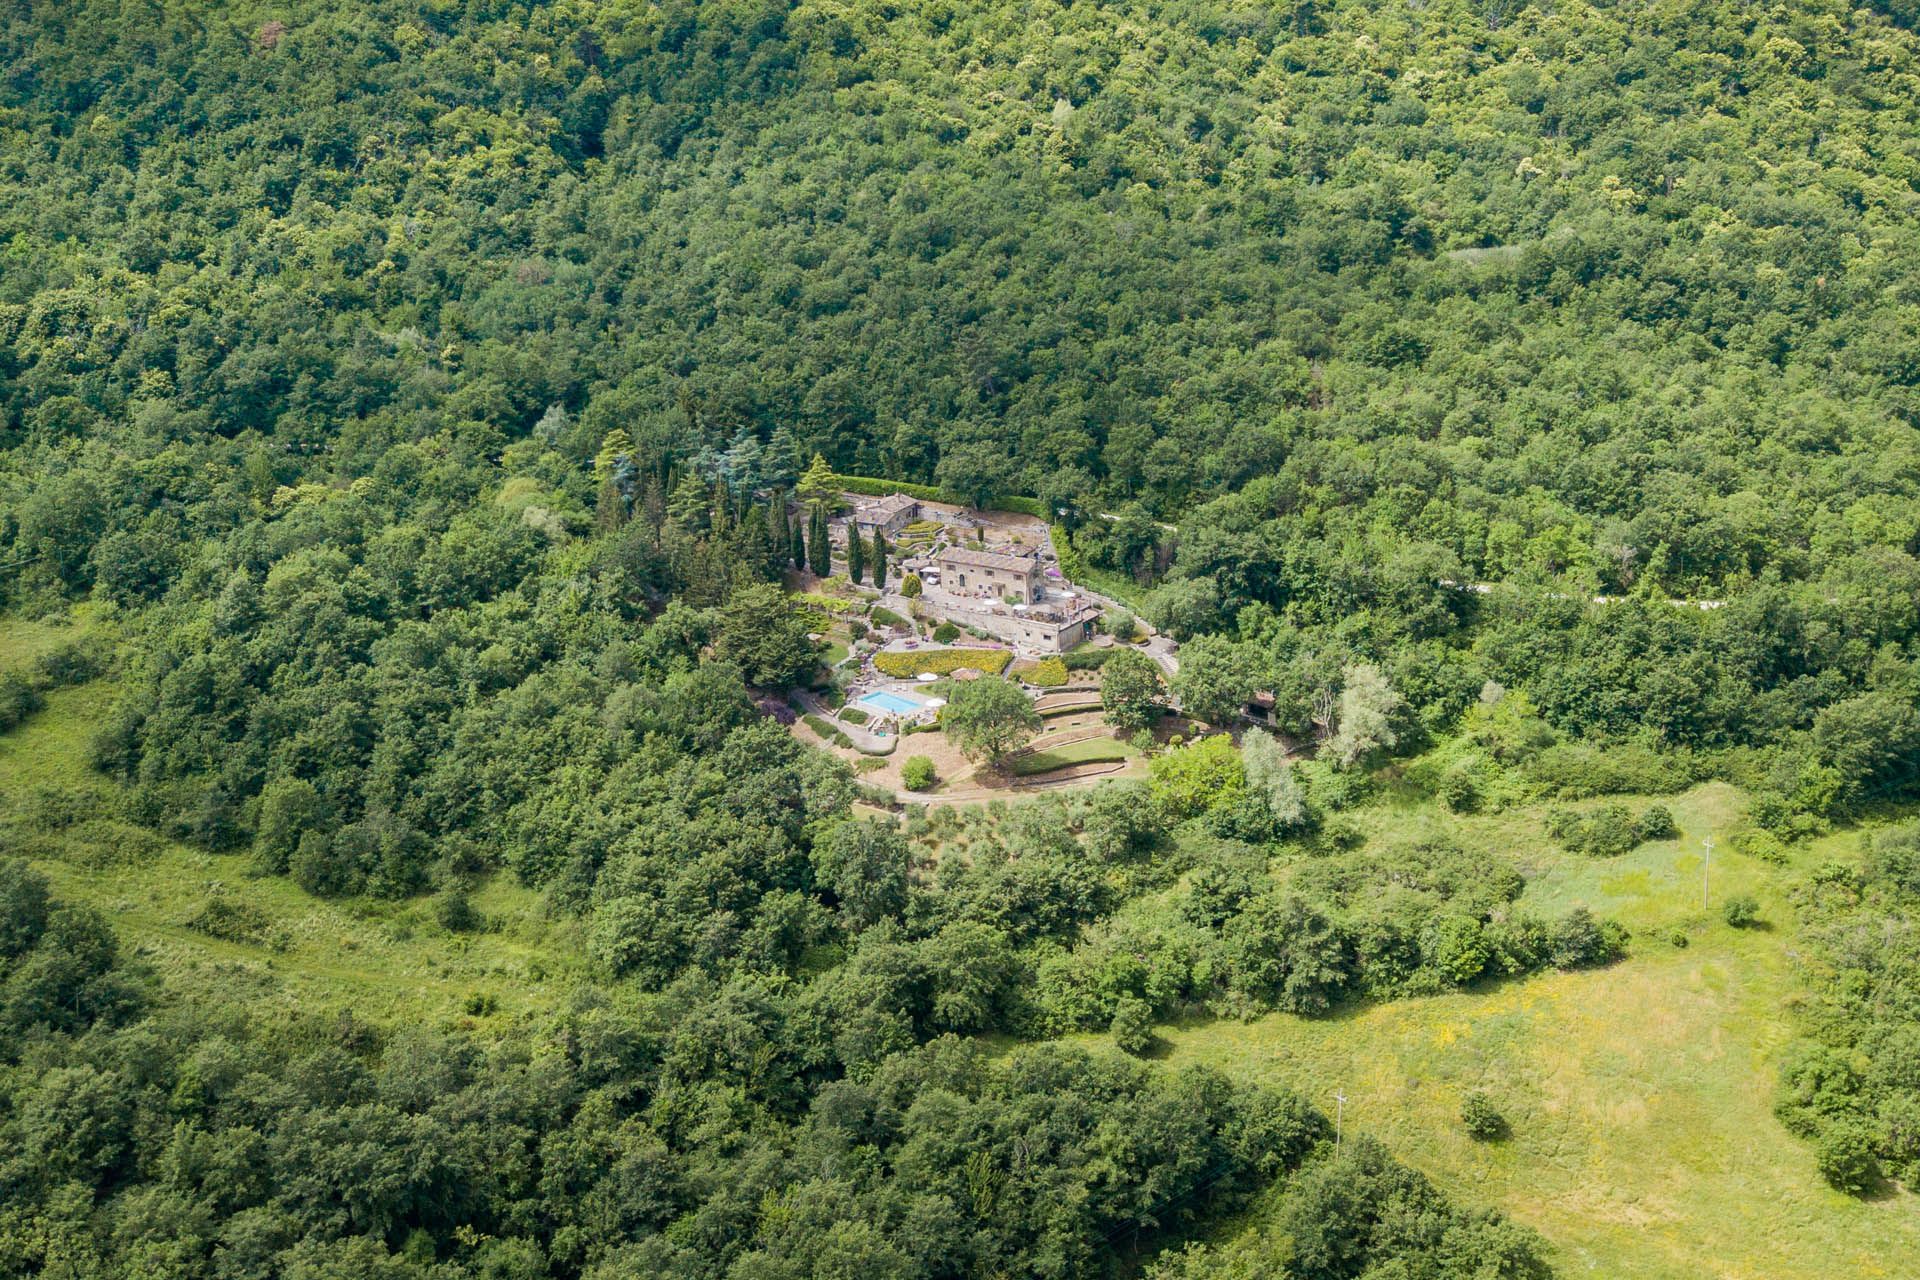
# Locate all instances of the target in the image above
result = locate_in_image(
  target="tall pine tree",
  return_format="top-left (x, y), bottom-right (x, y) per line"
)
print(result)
top-left (872, 531), bottom-right (888, 590)
top-left (791, 519), bottom-right (806, 572)
top-left (847, 526), bottom-right (866, 584)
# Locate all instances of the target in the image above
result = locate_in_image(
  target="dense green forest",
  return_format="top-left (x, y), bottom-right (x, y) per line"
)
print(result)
top-left (3, 0), bottom-right (1920, 1275)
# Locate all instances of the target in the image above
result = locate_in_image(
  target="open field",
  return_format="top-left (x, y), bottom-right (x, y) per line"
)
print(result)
top-left (1072, 783), bottom-right (1920, 1279)
top-left (1, 620), bottom-right (589, 1033)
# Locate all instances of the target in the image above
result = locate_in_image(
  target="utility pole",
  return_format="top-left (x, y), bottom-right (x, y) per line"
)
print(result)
top-left (1334, 1090), bottom-right (1347, 1153)
top-left (1702, 836), bottom-right (1714, 911)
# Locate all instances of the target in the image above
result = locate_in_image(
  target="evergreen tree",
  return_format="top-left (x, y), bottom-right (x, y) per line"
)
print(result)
top-left (739, 505), bottom-right (773, 581)
top-left (847, 525), bottom-right (866, 584)
top-left (641, 473), bottom-right (666, 537)
top-left (872, 531), bottom-right (888, 590)
top-left (766, 426), bottom-right (802, 490)
top-left (593, 428), bottom-right (635, 485)
top-left (668, 473), bottom-right (710, 533)
top-left (797, 452), bottom-right (840, 512)
top-left (809, 507), bottom-right (832, 577)
top-left (769, 491), bottom-right (789, 551)
top-left (595, 476), bottom-right (627, 532)
top-left (722, 428), bottom-right (764, 496)
top-left (791, 520), bottom-right (806, 571)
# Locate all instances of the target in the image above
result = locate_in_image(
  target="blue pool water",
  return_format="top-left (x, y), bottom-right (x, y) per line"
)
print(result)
top-left (860, 691), bottom-right (922, 716)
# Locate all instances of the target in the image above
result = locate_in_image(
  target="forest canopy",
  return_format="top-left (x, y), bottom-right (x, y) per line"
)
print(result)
top-left (2, 0), bottom-right (1919, 1275)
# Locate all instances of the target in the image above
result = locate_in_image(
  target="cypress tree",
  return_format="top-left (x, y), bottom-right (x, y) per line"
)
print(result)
top-left (872, 531), bottom-right (888, 590)
top-left (847, 525), bottom-right (866, 584)
top-left (791, 519), bottom-right (806, 571)
top-left (769, 491), bottom-right (789, 552)
top-left (808, 507), bottom-right (831, 577)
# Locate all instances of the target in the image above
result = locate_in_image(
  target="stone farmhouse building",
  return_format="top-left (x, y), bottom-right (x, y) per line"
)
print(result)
top-left (933, 546), bottom-right (1041, 603)
top-left (851, 494), bottom-right (920, 540)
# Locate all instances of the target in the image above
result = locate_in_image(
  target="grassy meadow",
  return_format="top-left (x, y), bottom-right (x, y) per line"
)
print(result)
top-left (1, 616), bottom-right (589, 1033)
top-left (1074, 782), bottom-right (1920, 1279)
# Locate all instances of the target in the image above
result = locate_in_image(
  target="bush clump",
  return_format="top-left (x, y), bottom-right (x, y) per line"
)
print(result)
top-left (1546, 803), bottom-right (1679, 856)
top-left (901, 755), bottom-right (938, 791)
top-left (1721, 893), bottom-right (1759, 928)
top-left (932, 621), bottom-right (960, 644)
top-left (1111, 997), bottom-right (1154, 1055)
top-left (1460, 1091), bottom-right (1506, 1140)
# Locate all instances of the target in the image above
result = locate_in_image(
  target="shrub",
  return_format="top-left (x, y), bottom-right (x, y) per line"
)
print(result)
top-left (0, 672), bottom-right (43, 733)
top-left (1549, 803), bottom-right (1676, 856)
top-left (900, 573), bottom-right (922, 597)
top-left (1548, 907), bottom-right (1628, 968)
top-left (1732, 827), bottom-right (1790, 865)
top-left (1026, 658), bottom-right (1069, 688)
top-left (1438, 761), bottom-right (1482, 814)
top-left (840, 706), bottom-right (870, 725)
top-left (1111, 997), bottom-right (1154, 1055)
top-left (932, 621), bottom-right (960, 644)
top-left (35, 636), bottom-right (111, 687)
top-left (1062, 646), bottom-right (1113, 670)
top-left (1460, 1091), bottom-right (1506, 1140)
top-left (1816, 1123), bottom-right (1881, 1194)
top-left (848, 620), bottom-right (869, 642)
top-left (1721, 893), bottom-right (1759, 928)
top-left (901, 755), bottom-right (938, 791)
top-left (870, 606), bottom-right (907, 628)
top-left (1633, 804), bottom-right (1677, 842)
top-left (804, 714), bottom-right (854, 748)
top-left (873, 647), bottom-right (1011, 678)
top-left (438, 890), bottom-right (482, 933)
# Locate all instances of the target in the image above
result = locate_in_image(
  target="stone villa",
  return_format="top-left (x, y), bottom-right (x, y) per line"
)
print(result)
top-left (933, 546), bottom-right (1042, 604)
top-left (851, 493), bottom-right (920, 540)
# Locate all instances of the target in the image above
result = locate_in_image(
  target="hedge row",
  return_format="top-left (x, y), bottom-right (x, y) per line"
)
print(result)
top-left (804, 714), bottom-right (853, 748)
top-left (873, 647), bottom-right (1013, 678)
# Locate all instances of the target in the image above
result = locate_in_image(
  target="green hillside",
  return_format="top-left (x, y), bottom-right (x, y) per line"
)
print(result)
top-left (2, 1), bottom-right (1920, 1277)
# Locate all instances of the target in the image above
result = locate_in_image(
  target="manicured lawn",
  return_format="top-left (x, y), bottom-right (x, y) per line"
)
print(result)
top-left (1006, 735), bottom-right (1131, 775)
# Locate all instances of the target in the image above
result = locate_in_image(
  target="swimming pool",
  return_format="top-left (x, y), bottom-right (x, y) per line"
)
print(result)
top-left (859, 690), bottom-right (923, 716)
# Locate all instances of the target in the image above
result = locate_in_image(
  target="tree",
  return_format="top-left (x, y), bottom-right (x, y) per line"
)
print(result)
top-left (872, 531), bottom-right (888, 590)
top-left (1100, 648), bottom-right (1162, 733)
top-left (667, 473), bottom-right (710, 533)
top-left (1148, 735), bottom-right (1245, 819)
top-left (1170, 634), bottom-right (1258, 726)
top-left (942, 676), bottom-right (1040, 763)
top-left (1328, 664), bottom-right (1405, 770)
top-left (593, 428), bottom-right (634, 485)
top-left (847, 526), bottom-right (866, 584)
top-left (791, 519), bottom-right (806, 570)
top-left (808, 507), bottom-right (832, 578)
top-left (812, 818), bottom-right (911, 931)
top-left (769, 492), bottom-right (791, 570)
top-left (715, 584), bottom-right (819, 688)
top-left (796, 453), bottom-right (840, 512)
top-left (1241, 728), bottom-right (1308, 830)
top-left (901, 573), bottom-right (922, 598)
